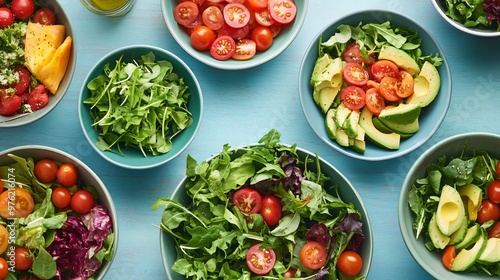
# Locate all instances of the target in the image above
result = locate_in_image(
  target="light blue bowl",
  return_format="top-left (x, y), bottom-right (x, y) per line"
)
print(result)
top-left (160, 145), bottom-right (373, 279)
top-left (78, 45), bottom-right (203, 169)
top-left (161, 0), bottom-right (308, 70)
top-left (298, 10), bottom-right (452, 161)
top-left (399, 132), bottom-right (500, 279)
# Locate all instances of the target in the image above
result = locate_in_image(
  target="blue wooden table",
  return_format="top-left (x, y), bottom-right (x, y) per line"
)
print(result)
top-left (1, 0), bottom-right (499, 279)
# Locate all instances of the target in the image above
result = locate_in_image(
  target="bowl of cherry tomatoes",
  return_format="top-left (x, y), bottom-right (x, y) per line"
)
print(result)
top-left (0, 145), bottom-right (117, 279)
top-left (399, 132), bottom-right (500, 279)
top-left (0, 0), bottom-right (75, 127)
top-left (161, 0), bottom-right (308, 70)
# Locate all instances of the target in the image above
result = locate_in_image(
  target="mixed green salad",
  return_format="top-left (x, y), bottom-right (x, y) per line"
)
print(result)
top-left (408, 149), bottom-right (500, 275)
top-left (153, 129), bottom-right (367, 279)
top-left (439, 0), bottom-right (500, 30)
top-left (83, 51), bottom-right (193, 157)
top-left (0, 154), bottom-right (114, 279)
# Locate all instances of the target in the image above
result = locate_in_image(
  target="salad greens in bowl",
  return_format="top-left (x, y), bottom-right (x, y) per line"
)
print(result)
top-left (78, 45), bottom-right (203, 169)
top-left (399, 132), bottom-right (500, 278)
top-left (298, 10), bottom-right (452, 161)
top-left (431, 0), bottom-right (500, 36)
top-left (0, 145), bottom-right (117, 279)
top-left (154, 129), bottom-right (372, 279)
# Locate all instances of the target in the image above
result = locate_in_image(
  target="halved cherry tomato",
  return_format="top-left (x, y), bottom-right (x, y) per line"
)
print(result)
top-left (14, 247), bottom-right (33, 271)
top-left (52, 187), bottom-right (71, 209)
top-left (223, 3), bottom-right (250, 28)
top-left (379, 76), bottom-right (402, 102)
top-left (174, 2), bottom-right (200, 27)
top-left (268, 0), bottom-right (296, 24)
top-left (251, 25), bottom-right (273, 51)
top-left (247, 0), bottom-right (268, 10)
top-left (299, 241), bottom-right (327, 270)
top-left (232, 39), bottom-right (256, 60)
top-left (71, 189), bottom-right (94, 214)
top-left (33, 7), bottom-right (56, 25)
top-left (477, 199), bottom-right (500, 224)
top-left (210, 35), bottom-right (236, 60)
top-left (487, 180), bottom-right (500, 204)
top-left (13, 67), bottom-right (31, 95)
top-left (0, 225), bottom-right (8, 255)
top-left (254, 9), bottom-right (273, 26)
top-left (366, 80), bottom-right (380, 90)
top-left (246, 243), bottom-right (276, 275)
top-left (340, 86), bottom-right (366, 111)
top-left (190, 25), bottom-right (216, 50)
top-left (26, 84), bottom-right (49, 111)
top-left (34, 158), bottom-right (59, 183)
top-left (259, 195), bottom-right (282, 226)
top-left (442, 245), bottom-right (456, 270)
top-left (365, 88), bottom-right (385, 116)
top-left (396, 70), bottom-right (414, 98)
top-left (0, 7), bottom-right (14, 29)
top-left (371, 60), bottom-right (399, 82)
top-left (489, 221), bottom-right (500, 238)
top-left (0, 91), bottom-right (22, 116)
top-left (218, 23), bottom-right (249, 40)
top-left (343, 62), bottom-right (369, 86)
top-left (0, 188), bottom-right (34, 218)
top-left (341, 42), bottom-right (375, 65)
top-left (337, 251), bottom-right (363, 277)
top-left (56, 163), bottom-right (78, 187)
top-left (202, 5), bottom-right (224, 30)
top-left (233, 187), bottom-right (262, 214)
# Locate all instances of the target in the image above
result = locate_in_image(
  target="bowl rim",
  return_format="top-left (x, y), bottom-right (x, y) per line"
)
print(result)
top-left (78, 44), bottom-right (203, 169)
top-left (0, 144), bottom-right (119, 279)
top-left (398, 132), bottom-right (500, 278)
top-left (159, 143), bottom-right (373, 279)
top-left (160, 0), bottom-right (309, 70)
top-left (298, 9), bottom-right (452, 161)
top-left (430, 0), bottom-right (500, 37)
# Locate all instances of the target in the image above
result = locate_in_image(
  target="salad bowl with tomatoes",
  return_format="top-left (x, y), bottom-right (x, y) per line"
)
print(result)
top-left (298, 10), bottom-right (452, 161)
top-left (161, 0), bottom-right (308, 70)
top-left (0, 145), bottom-right (117, 279)
top-left (399, 132), bottom-right (500, 279)
top-left (155, 129), bottom-right (373, 279)
top-left (0, 0), bottom-right (75, 127)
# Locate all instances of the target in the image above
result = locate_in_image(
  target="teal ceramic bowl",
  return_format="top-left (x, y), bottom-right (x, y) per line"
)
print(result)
top-left (0, 0), bottom-right (75, 127)
top-left (161, 0), bottom-right (308, 70)
top-left (78, 45), bottom-right (203, 169)
top-left (160, 144), bottom-right (373, 279)
top-left (298, 10), bottom-right (452, 161)
top-left (399, 132), bottom-right (500, 279)
top-left (0, 145), bottom-right (118, 280)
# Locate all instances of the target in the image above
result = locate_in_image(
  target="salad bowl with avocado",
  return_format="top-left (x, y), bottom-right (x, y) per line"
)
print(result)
top-left (399, 132), bottom-right (500, 279)
top-left (298, 10), bottom-right (452, 161)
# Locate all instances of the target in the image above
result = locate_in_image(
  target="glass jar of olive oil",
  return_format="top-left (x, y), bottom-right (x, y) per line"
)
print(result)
top-left (80, 0), bottom-right (136, 17)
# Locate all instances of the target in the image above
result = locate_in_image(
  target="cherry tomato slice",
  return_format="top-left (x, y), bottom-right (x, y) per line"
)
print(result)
top-left (255, 9), bottom-right (274, 26)
top-left (487, 180), bottom-right (500, 204)
top-left (174, 2), bottom-right (200, 27)
top-left (13, 67), bottom-right (31, 95)
top-left (477, 199), bottom-right (500, 224)
top-left (379, 76), bottom-right (402, 102)
top-left (488, 221), bottom-right (500, 238)
top-left (246, 243), bottom-right (276, 275)
top-left (337, 251), bottom-right (363, 277)
top-left (442, 245), bottom-right (456, 270)
top-left (365, 87), bottom-right (385, 116)
top-left (0, 188), bottom-right (34, 218)
top-left (299, 241), bottom-right (327, 270)
top-left (251, 25), bottom-right (273, 51)
top-left (259, 195), bottom-right (282, 226)
top-left (396, 70), bottom-right (414, 98)
top-left (268, 0), bottom-right (297, 24)
top-left (343, 62), bottom-right (369, 86)
top-left (232, 39), bottom-right (256, 61)
top-left (210, 35), bottom-right (236, 60)
top-left (232, 187), bottom-right (262, 214)
top-left (190, 25), bottom-right (216, 50)
top-left (202, 5), bottom-right (224, 30)
top-left (371, 60), bottom-right (399, 82)
top-left (223, 3), bottom-right (250, 28)
top-left (342, 42), bottom-right (375, 65)
top-left (0, 91), bottom-right (22, 116)
top-left (26, 84), bottom-right (49, 111)
top-left (0, 225), bottom-right (8, 255)
top-left (340, 86), bottom-right (366, 111)
top-left (247, 0), bottom-right (268, 10)
top-left (33, 7), bottom-right (56, 25)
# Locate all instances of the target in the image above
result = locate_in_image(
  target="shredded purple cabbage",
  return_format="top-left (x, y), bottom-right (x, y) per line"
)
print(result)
top-left (483, 0), bottom-right (500, 21)
top-left (47, 205), bottom-right (112, 280)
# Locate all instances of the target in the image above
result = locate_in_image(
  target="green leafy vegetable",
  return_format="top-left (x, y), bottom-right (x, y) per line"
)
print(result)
top-left (440, 0), bottom-right (499, 31)
top-left (83, 51), bottom-right (193, 156)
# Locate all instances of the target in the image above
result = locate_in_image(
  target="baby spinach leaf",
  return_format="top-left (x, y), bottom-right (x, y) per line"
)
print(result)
top-left (32, 246), bottom-right (57, 279)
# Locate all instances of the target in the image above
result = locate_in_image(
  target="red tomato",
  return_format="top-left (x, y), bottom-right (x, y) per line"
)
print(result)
top-left (340, 86), bottom-right (366, 111)
top-left (396, 70), bottom-right (414, 98)
top-left (489, 221), bottom-right (500, 238)
top-left (487, 180), bottom-right (500, 204)
top-left (268, 0), bottom-right (296, 24)
top-left (34, 158), bottom-right (59, 183)
top-left (0, 225), bottom-right (8, 255)
top-left (232, 187), bottom-right (262, 214)
top-left (26, 84), bottom-right (49, 111)
top-left (247, 0), bottom-right (268, 10)
top-left (11, 0), bottom-right (34, 20)
top-left (232, 39), bottom-right (256, 60)
top-left (0, 257), bottom-right (8, 280)
top-left (251, 25), bottom-right (273, 51)
top-left (190, 25), bottom-right (216, 50)
top-left (337, 251), bottom-right (363, 277)
top-left (218, 23), bottom-right (249, 40)
top-left (365, 87), bottom-right (385, 116)
top-left (210, 35), bottom-right (236, 60)
top-left (52, 187), bottom-right (71, 209)
top-left (259, 195), bottom-right (282, 226)
top-left (0, 7), bottom-right (14, 29)
top-left (0, 91), bottom-right (22, 116)
top-left (379, 76), bottom-right (402, 102)
top-left (442, 245), bottom-right (456, 270)
top-left (282, 268), bottom-right (296, 278)
top-left (254, 9), bottom-right (273, 26)
top-left (343, 62), bottom-right (369, 86)
top-left (223, 3), bottom-right (250, 28)
top-left (33, 7), bottom-right (56, 25)
top-left (366, 80), bottom-right (380, 90)
top-left (246, 243), bottom-right (276, 275)
top-left (269, 24), bottom-right (281, 37)
top-left (341, 42), bottom-right (375, 65)
top-left (477, 199), bottom-right (500, 224)
top-left (174, 1), bottom-right (199, 27)
top-left (299, 241), bottom-right (327, 270)
top-left (0, 188), bottom-right (34, 218)
top-left (70, 190), bottom-right (94, 214)
top-left (56, 163), bottom-right (78, 187)
top-left (201, 5), bottom-right (224, 30)
top-left (371, 60), bottom-right (399, 82)
top-left (13, 67), bottom-right (31, 95)
top-left (14, 247), bottom-right (33, 271)
top-left (496, 161), bottom-right (500, 177)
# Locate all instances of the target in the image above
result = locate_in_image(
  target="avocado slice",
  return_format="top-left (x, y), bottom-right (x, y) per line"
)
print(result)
top-left (378, 45), bottom-right (420, 76)
top-left (378, 115), bottom-right (419, 134)
top-left (313, 57), bottom-right (343, 92)
top-left (458, 184), bottom-right (482, 222)
top-left (478, 237), bottom-right (500, 265)
top-left (450, 228), bottom-right (487, 271)
top-left (325, 108), bottom-right (337, 141)
top-left (455, 224), bottom-right (481, 251)
top-left (406, 61), bottom-right (441, 108)
top-left (436, 185), bottom-right (466, 236)
top-left (344, 110), bottom-right (360, 138)
top-left (378, 103), bottom-right (421, 125)
top-left (310, 53), bottom-right (333, 86)
top-left (428, 212), bottom-right (450, 249)
top-left (358, 107), bottom-right (400, 150)
top-left (449, 218), bottom-right (468, 245)
top-left (315, 86), bottom-right (341, 113)
top-left (334, 103), bottom-right (352, 128)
